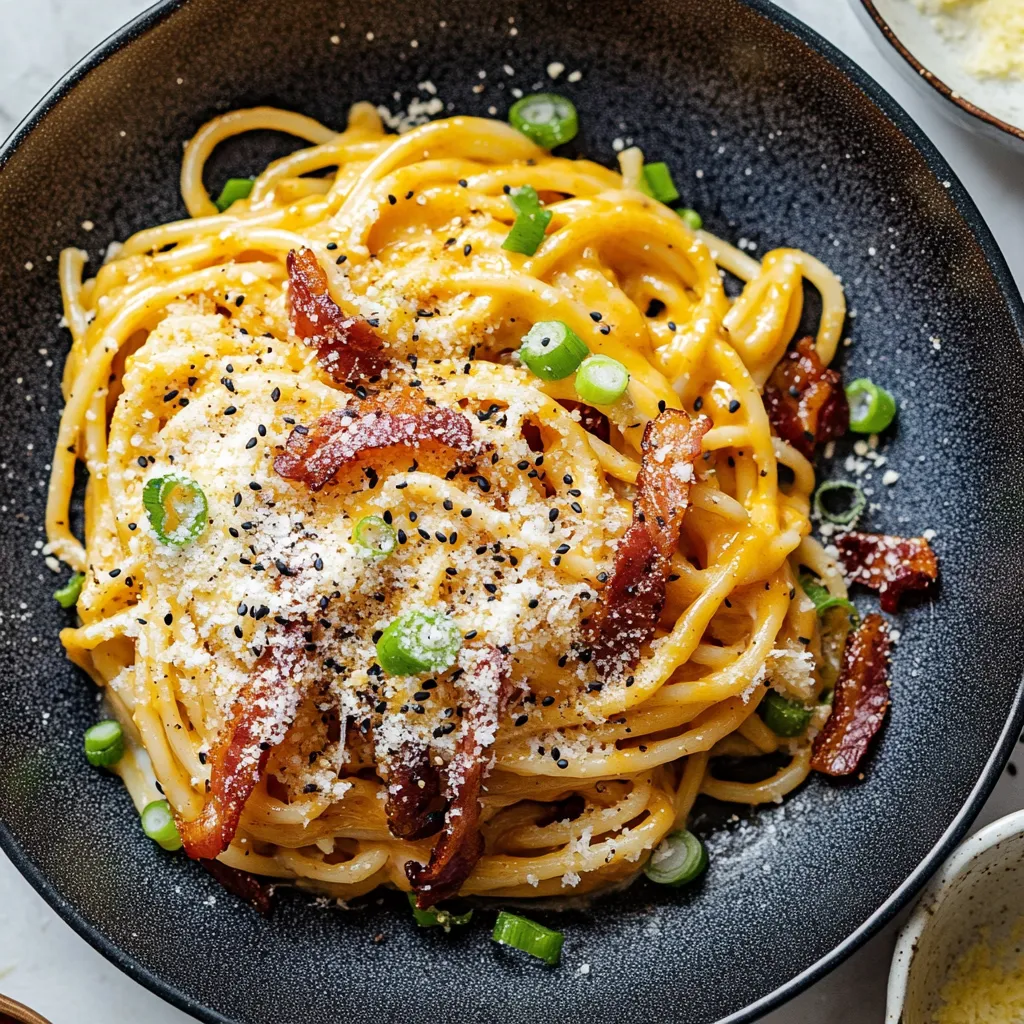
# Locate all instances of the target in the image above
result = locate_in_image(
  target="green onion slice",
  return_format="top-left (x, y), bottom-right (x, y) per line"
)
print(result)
top-left (644, 829), bottom-right (708, 887)
top-left (676, 207), bottom-right (703, 231)
top-left (813, 480), bottom-right (866, 526)
top-left (799, 574), bottom-right (860, 626)
top-left (407, 892), bottom-right (473, 931)
top-left (140, 799), bottom-right (183, 851)
top-left (492, 911), bottom-right (564, 965)
top-left (575, 354), bottom-right (630, 406)
top-left (642, 162), bottom-right (680, 204)
top-left (214, 177), bottom-right (255, 212)
top-left (519, 321), bottom-right (589, 381)
top-left (758, 690), bottom-right (813, 737)
top-left (352, 515), bottom-right (397, 559)
top-left (84, 719), bottom-right (124, 768)
top-left (846, 378), bottom-right (897, 434)
top-left (54, 572), bottom-right (85, 609)
top-left (508, 93), bottom-right (579, 148)
top-left (143, 475), bottom-right (209, 546)
top-left (376, 610), bottom-right (462, 676)
top-left (502, 185), bottom-right (552, 256)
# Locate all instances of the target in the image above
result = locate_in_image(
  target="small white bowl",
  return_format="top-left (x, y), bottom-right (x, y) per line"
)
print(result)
top-left (887, 808), bottom-right (1024, 1022)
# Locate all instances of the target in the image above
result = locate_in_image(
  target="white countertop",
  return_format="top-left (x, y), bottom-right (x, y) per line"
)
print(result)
top-left (0, 1), bottom-right (1021, 1021)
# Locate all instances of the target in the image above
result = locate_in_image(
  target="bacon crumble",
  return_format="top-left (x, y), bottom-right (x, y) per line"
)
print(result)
top-left (199, 858), bottom-right (274, 914)
top-left (585, 409), bottom-right (710, 679)
top-left (764, 336), bottom-right (849, 458)
top-left (274, 391), bottom-right (482, 491)
top-left (179, 624), bottom-right (308, 861)
top-left (384, 743), bottom-right (444, 841)
top-left (836, 531), bottom-right (939, 612)
top-left (287, 247), bottom-right (388, 382)
top-left (811, 613), bottom-right (892, 776)
top-left (406, 647), bottom-right (511, 908)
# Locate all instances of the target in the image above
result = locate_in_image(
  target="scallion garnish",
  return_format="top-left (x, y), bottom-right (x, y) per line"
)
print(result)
top-left (642, 162), bottom-right (680, 204)
top-left (813, 480), bottom-right (865, 525)
top-left (846, 378), bottom-right (897, 433)
top-left (758, 690), bottom-right (813, 737)
top-left (54, 572), bottom-right (85, 609)
top-left (508, 93), bottom-right (579, 148)
top-left (83, 720), bottom-right (124, 768)
top-left (492, 911), bottom-right (564, 965)
top-left (519, 321), bottom-right (589, 381)
top-left (352, 515), bottom-right (397, 559)
top-left (799, 574), bottom-right (860, 626)
top-left (142, 475), bottom-right (209, 546)
top-left (140, 799), bottom-right (182, 851)
top-left (214, 177), bottom-right (255, 212)
top-left (574, 354), bottom-right (630, 406)
top-left (644, 830), bottom-right (708, 886)
top-left (676, 207), bottom-right (703, 230)
top-left (376, 610), bottom-right (462, 676)
top-left (502, 185), bottom-right (552, 256)
top-left (407, 892), bottom-right (473, 931)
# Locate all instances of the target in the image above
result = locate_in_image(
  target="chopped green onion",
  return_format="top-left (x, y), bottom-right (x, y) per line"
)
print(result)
top-left (407, 892), bottom-right (473, 931)
top-left (758, 690), bottom-right (813, 737)
top-left (813, 480), bottom-right (866, 525)
top-left (800, 574), bottom-right (860, 626)
top-left (508, 93), bottom-right (579, 148)
top-left (214, 177), bottom-right (255, 212)
top-left (502, 185), bottom-right (552, 256)
top-left (676, 207), bottom-right (703, 231)
top-left (54, 572), bottom-right (85, 609)
top-left (575, 354), bottom-right (630, 406)
top-left (143, 475), bottom-right (209, 546)
top-left (376, 610), bottom-right (462, 676)
top-left (642, 162), bottom-right (680, 204)
top-left (846, 378), bottom-right (897, 433)
top-left (83, 720), bottom-right (124, 768)
top-left (352, 515), bottom-right (397, 559)
top-left (519, 321), bottom-right (589, 381)
top-left (492, 911), bottom-right (564, 965)
top-left (140, 799), bottom-right (182, 851)
top-left (644, 830), bottom-right (708, 886)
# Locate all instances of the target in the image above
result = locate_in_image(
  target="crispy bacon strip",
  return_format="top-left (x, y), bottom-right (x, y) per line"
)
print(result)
top-left (199, 858), bottom-right (274, 915)
top-left (179, 625), bottom-right (308, 861)
top-left (274, 391), bottom-right (480, 491)
top-left (384, 743), bottom-right (444, 841)
top-left (406, 647), bottom-right (511, 908)
top-left (811, 613), bottom-right (892, 776)
top-left (584, 410), bottom-right (710, 679)
top-left (287, 247), bottom-right (388, 381)
top-left (836, 531), bottom-right (939, 613)
top-left (764, 336), bottom-right (849, 458)
top-left (558, 399), bottom-right (611, 443)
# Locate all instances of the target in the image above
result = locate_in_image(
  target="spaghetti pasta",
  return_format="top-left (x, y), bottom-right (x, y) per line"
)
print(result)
top-left (48, 101), bottom-right (909, 907)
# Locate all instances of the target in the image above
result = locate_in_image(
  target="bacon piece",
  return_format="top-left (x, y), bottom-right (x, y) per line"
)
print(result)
top-left (764, 336), bottom-right (849, 458)
top-left (811, 613), bottom-right (892, 776)
top-left (287, 247), bottom-right (388, 381)
top-left (179, 625), bottom-right (308, 860)
top-left (836, 531), bottom-right (939, 613)
top-left (557, 399), bottom-right (611, 443)
top-left (274, 390), bottom-right (481, 491)
top-left (199, 858), bottom-right (274, 915)
top-left (406, 647), bottom-right (511, 908)
top-left (584, 410), bottom-right (710, 679)
top-left (384, 743), bottom-right (444, 841)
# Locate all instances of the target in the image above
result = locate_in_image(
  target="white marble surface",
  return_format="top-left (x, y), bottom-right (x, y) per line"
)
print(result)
top-left (0, 1), bottom-right (1021, 1022)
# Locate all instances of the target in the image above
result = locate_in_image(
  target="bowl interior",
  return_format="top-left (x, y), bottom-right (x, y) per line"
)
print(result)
top-left (1, 2), bottom-right (1023, 1023)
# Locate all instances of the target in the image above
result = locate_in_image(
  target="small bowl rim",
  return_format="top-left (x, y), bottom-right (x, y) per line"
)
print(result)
top-left (886, 807), bottom-right (1024, 1022)
top-left (855, 0), bottom-right (1024, 145)
top-left (0, 992), bottom-right (53, 1024)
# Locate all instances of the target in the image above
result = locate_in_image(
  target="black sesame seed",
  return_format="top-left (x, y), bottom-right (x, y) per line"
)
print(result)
top-left (108, 568), bottom-right (121, 578)
top-left (728, 399), bottom-right (741, 413)
top-left (548, 508), bottom-right (559, 522)
top-left (249, 481), bottom-right (262, 490)
top-left (515, 714), bottom-right (528, 727)
top-left (693, 396), bottom-right (703, 411)
top-left (245, 437), bottom-right (257, 449)
top-left (224, 406), bottom-right (237, 415)
top-left (270, 387), bottom-right (281, 402)
top-left (164, 613), bottom-right (173, 626)
top-left (137, 456), bottom-right (148, 468)
top-left (326, 242), bottom-right (338, 250)
top-left (557, 758), bottom-right (568, 769)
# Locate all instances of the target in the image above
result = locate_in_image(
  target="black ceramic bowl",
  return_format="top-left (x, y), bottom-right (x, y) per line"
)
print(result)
top-left (1, 2), bottom-right (1022, 1022)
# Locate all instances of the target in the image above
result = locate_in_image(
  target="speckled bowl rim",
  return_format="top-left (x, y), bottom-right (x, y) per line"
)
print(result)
top-left (0, 2), bottom-right (1023, 1023)
top-left (854, 0), bottom-right (1024, 145)
top-left (886, 808), bottom-right (1024, 1022)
